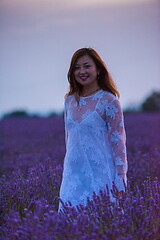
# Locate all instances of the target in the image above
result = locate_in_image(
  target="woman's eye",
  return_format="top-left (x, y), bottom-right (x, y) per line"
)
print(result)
top-left (85, 65), bottom-right (90, 68)
top-left (75, 66), bottom-right (79, 70)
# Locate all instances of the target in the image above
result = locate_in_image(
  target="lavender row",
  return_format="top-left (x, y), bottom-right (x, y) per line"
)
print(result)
top-left (0, 113), bottom-right (160, 239)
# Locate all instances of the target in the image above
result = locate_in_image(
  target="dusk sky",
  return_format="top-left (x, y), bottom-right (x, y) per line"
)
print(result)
top-left (0, 0), bottom-right (160, 116)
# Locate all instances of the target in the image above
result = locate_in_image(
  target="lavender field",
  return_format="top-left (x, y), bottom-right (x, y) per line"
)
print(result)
top-left (0, 113), bottom-right (160, 240)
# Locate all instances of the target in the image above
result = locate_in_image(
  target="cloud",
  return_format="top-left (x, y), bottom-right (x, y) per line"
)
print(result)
top-left (0, 0), bottom-right (155, 22)
top-left (0, 0), bottom-right (157, 35)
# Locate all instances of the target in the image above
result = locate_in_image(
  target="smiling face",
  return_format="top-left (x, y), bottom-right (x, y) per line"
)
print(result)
top-left (74, 55), bottom-right (99, 88)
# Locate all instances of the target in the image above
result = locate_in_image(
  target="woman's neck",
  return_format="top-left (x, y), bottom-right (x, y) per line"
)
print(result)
top-left (81, 84), bottom-right (100, 97)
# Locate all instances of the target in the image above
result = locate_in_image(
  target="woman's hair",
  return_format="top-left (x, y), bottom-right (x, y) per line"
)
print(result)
top-left (66, 48), bottom-right (120, 101)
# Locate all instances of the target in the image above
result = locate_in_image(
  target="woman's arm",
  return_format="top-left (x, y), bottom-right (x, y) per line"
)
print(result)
top-left (105, 96), bottom-right (128, 193)
top-left (64, 99), bottom-right (68, 145)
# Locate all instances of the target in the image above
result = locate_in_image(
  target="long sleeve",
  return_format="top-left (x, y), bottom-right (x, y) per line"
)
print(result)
top-left (64, 99), bottom-right (68, 146)
top-left (105, 96), bottom-right (128, 192)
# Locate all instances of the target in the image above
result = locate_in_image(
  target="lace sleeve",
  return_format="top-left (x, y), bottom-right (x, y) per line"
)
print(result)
top-left (64, 98), bottom-right (68, 145)
top-left (105, 96), bottom-right (128, 192)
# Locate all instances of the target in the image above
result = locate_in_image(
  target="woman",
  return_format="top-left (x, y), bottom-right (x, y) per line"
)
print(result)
top-left (58, 48), bottom-right (128, 210)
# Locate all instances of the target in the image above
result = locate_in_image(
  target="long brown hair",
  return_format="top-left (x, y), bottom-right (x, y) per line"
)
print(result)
top-left (66, 48), bottom-right (120, 101)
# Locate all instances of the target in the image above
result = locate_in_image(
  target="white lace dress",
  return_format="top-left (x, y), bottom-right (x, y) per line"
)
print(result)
top-left (58, 89), bottom-right (127, 210)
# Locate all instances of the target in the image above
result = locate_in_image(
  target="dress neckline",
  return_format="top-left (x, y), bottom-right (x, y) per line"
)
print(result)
top-left (80, 89), bottom-right (103, 98)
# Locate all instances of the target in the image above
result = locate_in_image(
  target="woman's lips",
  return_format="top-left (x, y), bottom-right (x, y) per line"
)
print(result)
top-left (80, 76), bottom-right (88, 80)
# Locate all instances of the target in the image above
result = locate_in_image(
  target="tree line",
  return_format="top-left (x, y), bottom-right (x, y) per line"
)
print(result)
top-left (2, 91), bottom-right (160, 119)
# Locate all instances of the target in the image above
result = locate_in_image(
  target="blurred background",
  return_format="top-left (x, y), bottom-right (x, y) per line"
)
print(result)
top-left (0, 0), bottom-right (160, 118)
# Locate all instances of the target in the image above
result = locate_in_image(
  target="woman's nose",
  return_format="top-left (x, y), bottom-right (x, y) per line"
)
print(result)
top-left (79, 67), bottom-right (86, 74)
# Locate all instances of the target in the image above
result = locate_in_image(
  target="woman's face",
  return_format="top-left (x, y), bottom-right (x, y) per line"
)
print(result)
top-left (74, 55), bottom-right (99, 87)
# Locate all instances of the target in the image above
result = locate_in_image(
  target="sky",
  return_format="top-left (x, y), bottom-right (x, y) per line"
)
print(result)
top-left (0, 0), bottom-right (160, 116)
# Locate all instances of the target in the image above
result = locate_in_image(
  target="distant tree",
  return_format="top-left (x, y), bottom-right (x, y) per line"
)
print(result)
top-left (124, 103), bottom-right (141, 113)
top-left (141, 91), bottom-right (160, 112)
top-left (3, 110), bottom-right (29, 119)
top-left (48, 111), bottom-right (64, 117)
top-left (48, 112), bottom-right (58, 117)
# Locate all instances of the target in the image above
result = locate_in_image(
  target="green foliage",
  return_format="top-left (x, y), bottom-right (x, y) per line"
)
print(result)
top-left (3, 110), bottom-right (29, 119)
top-left (2, 110), bottom-right (62, 119)
top-left (141, 91), bottom-right (160, 112)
